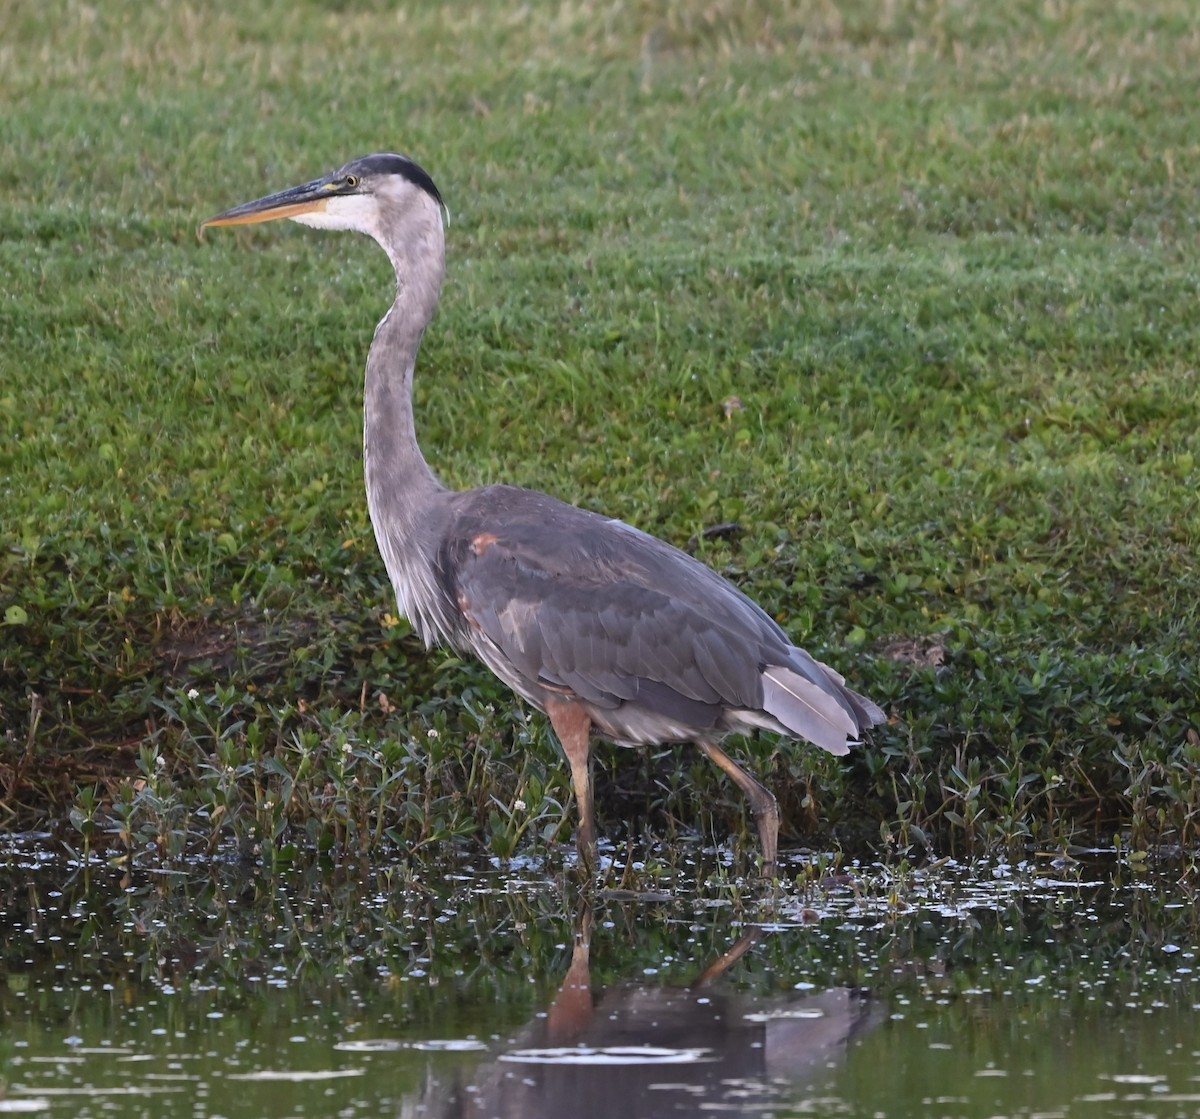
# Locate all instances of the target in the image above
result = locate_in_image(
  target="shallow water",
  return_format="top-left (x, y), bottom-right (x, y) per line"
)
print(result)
top-left (1, 838), bottom-right (1196, 1118)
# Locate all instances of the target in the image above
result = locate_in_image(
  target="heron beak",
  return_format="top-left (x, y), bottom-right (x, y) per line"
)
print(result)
top-left (201, 174), bottom-right (341, 229)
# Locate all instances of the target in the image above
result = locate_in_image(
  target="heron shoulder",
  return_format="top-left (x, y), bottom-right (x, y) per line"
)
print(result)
top-left (443, 484), bottom-right (689, 578)
top-left (440, 484), bottom-right (790, 645)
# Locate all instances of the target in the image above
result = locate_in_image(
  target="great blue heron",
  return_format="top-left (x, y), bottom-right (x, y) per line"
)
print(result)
top-left (202, 153), bottom-right (885, 871)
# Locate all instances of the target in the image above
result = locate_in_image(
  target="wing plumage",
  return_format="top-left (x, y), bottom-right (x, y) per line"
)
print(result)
top-left (439, 485), bottom-right (882, 751)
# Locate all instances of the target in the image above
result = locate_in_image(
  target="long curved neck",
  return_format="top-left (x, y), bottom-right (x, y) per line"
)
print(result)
top-left (360, 205), bottom-right (458, 648)
top-left (363, 219), bottom-right (448, 531)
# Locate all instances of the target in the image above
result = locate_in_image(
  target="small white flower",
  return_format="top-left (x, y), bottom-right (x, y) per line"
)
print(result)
top-left (513, 799), bottom-right (526, 812)
top-left (187, 688), bottom-right (200, 700)
top-left (427, 728), bottom-right (439, 739)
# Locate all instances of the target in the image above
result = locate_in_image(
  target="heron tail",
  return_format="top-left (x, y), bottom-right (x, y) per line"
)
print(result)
top-left (760, 663), bottom-right (884, 756)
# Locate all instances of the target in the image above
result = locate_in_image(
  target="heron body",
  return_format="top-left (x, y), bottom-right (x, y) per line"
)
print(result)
top-left (203, 153), bottom-right (885, 870)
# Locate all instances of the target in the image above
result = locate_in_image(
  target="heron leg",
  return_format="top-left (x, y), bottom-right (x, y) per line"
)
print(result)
top-left (544, 904), bottom-right (594, 1044)
top-left (546, 698), bottom-right (597, 867)
top-left (691, 926), bottom-right (763, 988)
top-left (697, 741), bottom-right (780, 873)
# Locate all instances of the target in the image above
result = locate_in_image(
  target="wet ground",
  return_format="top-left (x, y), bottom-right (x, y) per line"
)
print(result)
top-left (1, 837), bottom-right (1197, 1118)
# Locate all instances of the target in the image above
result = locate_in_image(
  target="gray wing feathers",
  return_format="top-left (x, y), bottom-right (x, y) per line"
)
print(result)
top-left (445, 486), bottom-right (881, 750)
top-left (515, 586), bottom-right (737, 708)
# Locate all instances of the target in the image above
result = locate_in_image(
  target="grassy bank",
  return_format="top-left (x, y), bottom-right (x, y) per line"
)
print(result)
top-left (1, 0), bottom-right (1197, 863)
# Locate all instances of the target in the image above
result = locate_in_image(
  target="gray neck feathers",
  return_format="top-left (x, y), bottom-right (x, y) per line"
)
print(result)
top-left (361, 199), bottom-right (451, 642)
top-left (363, 202), bottom-right (446, 516)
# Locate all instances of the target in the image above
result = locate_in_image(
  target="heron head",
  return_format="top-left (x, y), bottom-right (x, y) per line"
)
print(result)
top-left (201, 153), bottom-right (446, 243)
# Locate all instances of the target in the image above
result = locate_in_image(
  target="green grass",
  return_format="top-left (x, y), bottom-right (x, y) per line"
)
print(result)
top-left (1, 0), bottom-right (1198, 861)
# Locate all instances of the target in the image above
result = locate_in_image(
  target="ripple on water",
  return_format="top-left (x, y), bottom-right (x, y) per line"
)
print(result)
top-left (333, 1038), bottom-right (489, 1053)
top-left (225, 1070), bottom-right (365, 1081)
top-left (500, 1046), bottom-right (714, 1065)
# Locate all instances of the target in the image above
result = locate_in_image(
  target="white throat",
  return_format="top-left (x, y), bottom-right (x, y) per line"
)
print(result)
top-left (292, 193), bottom-right (379, 235)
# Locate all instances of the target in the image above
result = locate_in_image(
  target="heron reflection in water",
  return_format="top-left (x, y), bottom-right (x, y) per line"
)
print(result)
top-left (406, 909), bottom-right (879, 1119)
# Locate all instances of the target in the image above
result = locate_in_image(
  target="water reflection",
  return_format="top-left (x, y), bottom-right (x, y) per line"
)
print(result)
top-left (0, 839), bottom-right (1196, 1118)
top-left (413, 909), bottom-right (879, 1119)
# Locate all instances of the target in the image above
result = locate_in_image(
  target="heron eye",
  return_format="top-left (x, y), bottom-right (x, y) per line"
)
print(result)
top-left (345, 175), bottom-right (360, 189)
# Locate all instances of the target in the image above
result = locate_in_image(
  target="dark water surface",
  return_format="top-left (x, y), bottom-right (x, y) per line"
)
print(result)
top-left (1, 838), bottom-right (1196, 1118)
